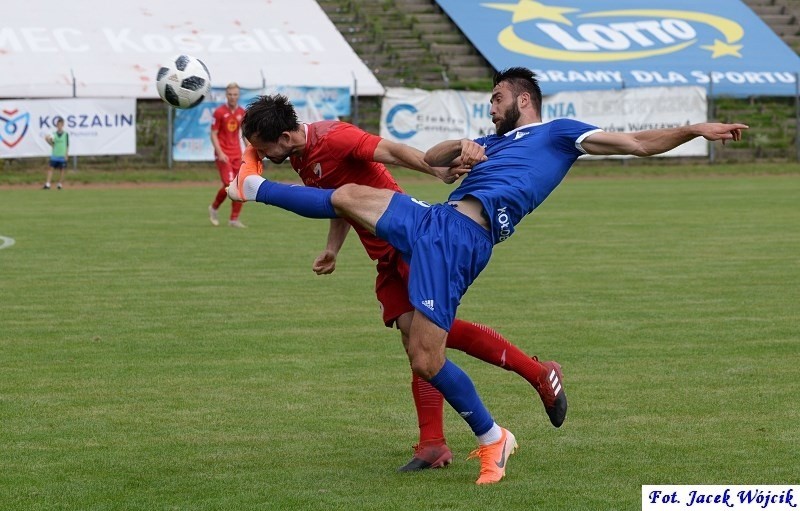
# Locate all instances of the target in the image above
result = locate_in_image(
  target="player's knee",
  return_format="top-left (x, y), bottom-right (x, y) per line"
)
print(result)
top-left (408, 353), bottom-right (440, 380)
top-left (331, 183), bottom-right (360, 204)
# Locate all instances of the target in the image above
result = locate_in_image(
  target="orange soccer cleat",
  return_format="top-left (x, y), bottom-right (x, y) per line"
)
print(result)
top-left (468, 427), bottom-right (517, 485)
top-left (227, 145), bottom-right (264, 202)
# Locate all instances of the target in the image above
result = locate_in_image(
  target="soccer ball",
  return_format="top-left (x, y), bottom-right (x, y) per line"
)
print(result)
top-left (156, 55), bottom-right (211, 109)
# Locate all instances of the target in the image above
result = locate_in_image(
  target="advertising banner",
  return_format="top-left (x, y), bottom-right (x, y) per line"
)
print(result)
top-left (380, 88), bottom-right (495, 151)
top-left (435, 0), bottom-right (800, 97)
top-left (0, 98), bottom-right (136, 158)
top-left (380, 86), bottom-right (707, 157)
top-left (173, 85), bottom-right (351, 162)
top-left (0, 0), bottom-right (383, 98)
top-left (547, 86), bottom-right (708, 157)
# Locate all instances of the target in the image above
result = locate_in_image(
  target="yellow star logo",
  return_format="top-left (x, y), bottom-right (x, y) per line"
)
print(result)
top-left (700, 39), bottom-right (743, 58)
top-left (481, 0), bottom-right (579, 25)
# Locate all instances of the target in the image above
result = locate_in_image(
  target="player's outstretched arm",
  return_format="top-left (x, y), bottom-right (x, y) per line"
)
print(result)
top-left (372, 139), bottom-right (463, 183)
top-left (581, 123), bottom-right (749, 157)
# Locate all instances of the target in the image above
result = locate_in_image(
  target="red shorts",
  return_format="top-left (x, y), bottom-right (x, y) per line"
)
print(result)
top-left (215, 154), bottom-right (242, 186)
top-left (375, 249), bottom-right (414, 327)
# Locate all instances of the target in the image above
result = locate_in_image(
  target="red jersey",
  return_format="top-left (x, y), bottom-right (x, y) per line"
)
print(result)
top-left (290, 121), bottom-right (403, 260)
top-left (211, 104), bottom-right (245, 157)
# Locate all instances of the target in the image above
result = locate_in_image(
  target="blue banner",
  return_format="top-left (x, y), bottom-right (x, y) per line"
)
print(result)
top-left (435, 0), bottom-right (800, 97)
top-left (172, 86), bottom-right (351, 161)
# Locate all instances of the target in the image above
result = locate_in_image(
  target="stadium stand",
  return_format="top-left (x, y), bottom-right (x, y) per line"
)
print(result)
top-left (743, 0), bottom-right (800, 51)
top-left (317, 0), bottom-right (495, 134)
top-left (317, 0), bottom-right (493, 89)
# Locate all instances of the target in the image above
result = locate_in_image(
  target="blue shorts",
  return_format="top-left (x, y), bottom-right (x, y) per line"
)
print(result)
top-left (49, 157), bottom-right (67, 169)
top-left (375, 193), bottom-right (493, 331)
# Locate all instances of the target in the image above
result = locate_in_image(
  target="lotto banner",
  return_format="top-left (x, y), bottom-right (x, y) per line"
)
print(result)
top-left (0, 98), bottom-right (136, 158)
top-left (434, 0), bottom-right (800, 97)
top-left (172, 85), bottom-right (350, 162)
top-left (380, 86), bottom-right (707, 157)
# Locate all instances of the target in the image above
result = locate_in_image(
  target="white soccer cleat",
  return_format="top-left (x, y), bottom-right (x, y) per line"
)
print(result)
top-left (208, 205), bottom-right (220, 226)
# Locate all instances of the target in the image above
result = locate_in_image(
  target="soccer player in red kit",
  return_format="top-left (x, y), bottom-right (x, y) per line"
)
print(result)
top-left (209, 82), bottom-right (247, 228)
top-left (237, 94), bottom-right (566, 473)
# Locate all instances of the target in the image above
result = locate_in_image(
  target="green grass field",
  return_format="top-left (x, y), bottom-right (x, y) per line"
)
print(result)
top-left (1, 174), bottom-right (798, 510)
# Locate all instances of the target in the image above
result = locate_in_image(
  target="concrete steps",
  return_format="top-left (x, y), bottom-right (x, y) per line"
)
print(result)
top-left (742, 0), bottom-right (800, 50)
top-left (317, 0), bottom-right (494, 92)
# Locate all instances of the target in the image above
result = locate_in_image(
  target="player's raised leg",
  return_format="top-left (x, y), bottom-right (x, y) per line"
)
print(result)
top-left (447, 319), bottom-right (567, 427)
top-left (230, 148), bottom-right (396, 235)
top-left (228, 146), bottom-right (337, 218)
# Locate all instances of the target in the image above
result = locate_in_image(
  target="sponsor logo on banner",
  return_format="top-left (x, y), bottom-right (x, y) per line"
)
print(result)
top-left (380, 88), bottom-right (495, 151)
top-left (436, 0), bottom-right (800, 96)
top-left (0, 98), bottom-right (136, 158)
top-left (482, 3), bottom-right (744, 62)
top-left (0, 109), bottom-right (30, 148)
top-left (385, 104), bottom-right (418, 139)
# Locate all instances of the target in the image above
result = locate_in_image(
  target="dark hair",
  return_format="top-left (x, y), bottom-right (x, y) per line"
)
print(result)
top-left (241, 94), bottom-right (300, 142)
top-left (493, 67), bottom-right (542, 114)
top-left (53, 116), bottom-right (64, 125)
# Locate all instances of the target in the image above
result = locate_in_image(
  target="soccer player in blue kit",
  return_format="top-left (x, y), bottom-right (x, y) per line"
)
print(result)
top-left (228, 67), bottom-right (748, 485)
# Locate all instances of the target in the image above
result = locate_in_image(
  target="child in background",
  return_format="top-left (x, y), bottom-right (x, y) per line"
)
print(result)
top-left (44, 116), bottom-right (69, 190)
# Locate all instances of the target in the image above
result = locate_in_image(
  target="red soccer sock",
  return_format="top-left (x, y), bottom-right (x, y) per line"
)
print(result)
top-left (446, 318), bottom-right (546, 387)
top-left (212, 186), bottom-right (228, 210)
top-left (230, 199), bottom-right (243, 220)
top-left (411, 372), bottom-right (446, 444)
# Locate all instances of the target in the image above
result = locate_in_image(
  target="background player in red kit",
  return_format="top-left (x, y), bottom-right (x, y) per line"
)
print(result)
top-left (209, 82), bottom-right (247, 228)
top-left (237, 94), bottom-right (566, 472)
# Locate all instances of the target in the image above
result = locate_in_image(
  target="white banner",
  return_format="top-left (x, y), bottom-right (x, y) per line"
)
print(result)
top-left (381, 86), bottom-right (707, 157)
top-left (380, 88), bottom-right (495, 151)
top-left (0, 98), bottom-right (136, 158)
top-left (0, 0), bottom-right (383, 98)
top-left (547, 86), bottom-right (708, 158)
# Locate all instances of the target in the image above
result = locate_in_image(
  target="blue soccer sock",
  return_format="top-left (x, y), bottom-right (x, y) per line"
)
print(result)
top-left (255, 180), bottom-right (337, 219)
top-left (428, 359), bottom-right (495, 437)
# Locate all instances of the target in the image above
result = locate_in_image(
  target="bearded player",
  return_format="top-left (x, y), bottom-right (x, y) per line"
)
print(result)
top-left (236, 94), bottom-right (566, 474)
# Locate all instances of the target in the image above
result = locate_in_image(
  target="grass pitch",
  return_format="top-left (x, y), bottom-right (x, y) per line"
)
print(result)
top-left (1, 174), bottom-right (798, 510)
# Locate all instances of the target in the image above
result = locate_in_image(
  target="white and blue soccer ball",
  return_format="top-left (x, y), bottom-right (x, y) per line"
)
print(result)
top-left (156, 54), bottom-right (211, 109)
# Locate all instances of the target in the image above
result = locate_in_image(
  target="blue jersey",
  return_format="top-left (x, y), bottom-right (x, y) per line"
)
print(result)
top-left (448, 118), bottom-right (601, 244)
